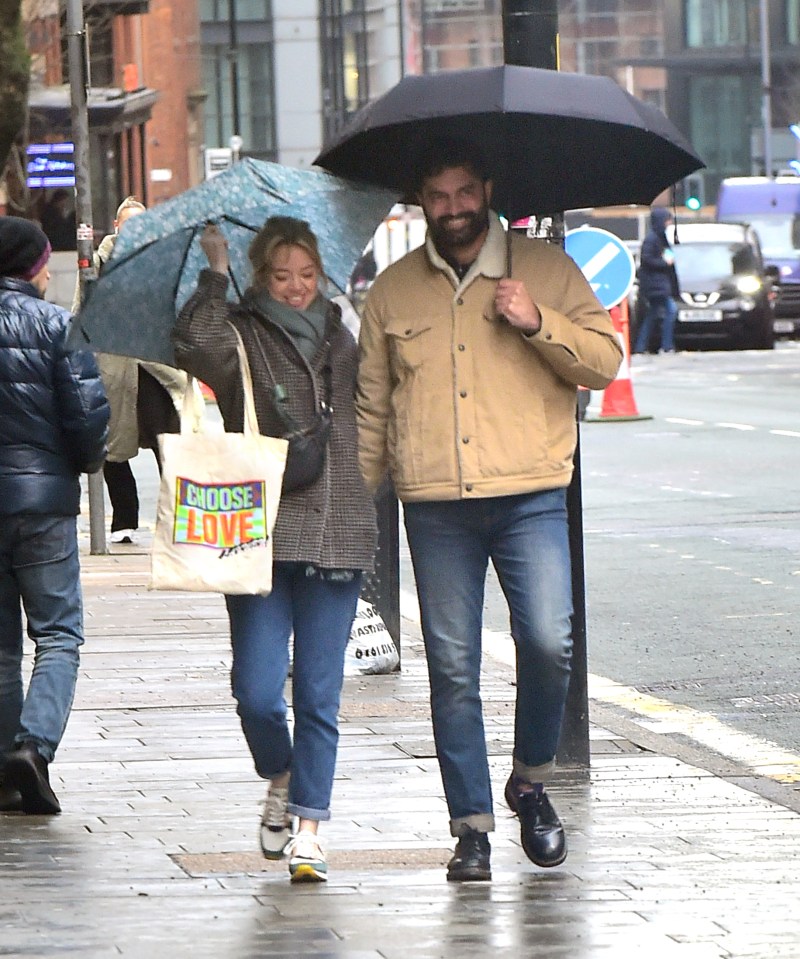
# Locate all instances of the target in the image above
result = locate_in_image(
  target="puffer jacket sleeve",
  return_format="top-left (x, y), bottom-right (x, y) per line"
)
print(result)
top-left (53, 323), bottom-right (110, 473)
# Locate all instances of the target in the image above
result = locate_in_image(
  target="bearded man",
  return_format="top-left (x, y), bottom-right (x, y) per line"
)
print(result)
top-left (356, 137), bottom-right (622, 881)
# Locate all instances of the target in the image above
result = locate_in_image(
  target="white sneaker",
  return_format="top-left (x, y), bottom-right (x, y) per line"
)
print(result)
top-left (110, 529), bottom-right (137, 544)
top-left (259, 783), bottom-right (292, 860)
top-left (286, 830), bottom-right (327, 883)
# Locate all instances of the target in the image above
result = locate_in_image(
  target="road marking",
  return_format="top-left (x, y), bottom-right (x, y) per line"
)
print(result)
top-left (401, 588), bottom-right (800, 785)
top-left (589, 674), bottom-right (800, 784)
top-left (662, 418), bottom-right (800, 437)
top-left (659, 484), bottom-right (733, 498)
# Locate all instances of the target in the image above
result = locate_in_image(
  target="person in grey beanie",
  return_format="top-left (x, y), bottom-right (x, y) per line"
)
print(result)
top-left (0, 216), bottom-right (109, 815)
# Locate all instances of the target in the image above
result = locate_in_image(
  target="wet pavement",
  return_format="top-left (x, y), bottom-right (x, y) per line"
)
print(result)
top-left (3, 545), bottom-right (800, 959)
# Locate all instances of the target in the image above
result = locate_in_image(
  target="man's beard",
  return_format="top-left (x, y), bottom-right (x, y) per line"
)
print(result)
top-left (426, 204), bottom-right (490, 258)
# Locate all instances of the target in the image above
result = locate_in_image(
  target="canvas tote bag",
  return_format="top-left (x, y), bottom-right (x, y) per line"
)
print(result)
top-left (150, 330), bottom-right (288, 595)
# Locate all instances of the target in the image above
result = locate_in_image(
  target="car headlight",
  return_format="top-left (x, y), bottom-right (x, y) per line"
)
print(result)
top-left (736, 275), bottom-right (762, 295)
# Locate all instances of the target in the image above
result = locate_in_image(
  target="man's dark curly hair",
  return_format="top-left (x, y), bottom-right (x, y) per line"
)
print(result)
top-left (410, 137), bottom-right (490, 195)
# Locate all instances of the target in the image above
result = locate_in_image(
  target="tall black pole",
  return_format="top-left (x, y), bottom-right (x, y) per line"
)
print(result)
top-left (502, 0), bottom-right (559, 69)
top-left (501, 0), bottom-right (590, 768)
top-left (65, 0), bottom-right (107, 555)
top-left (228, 0), bottom-right (241, 140)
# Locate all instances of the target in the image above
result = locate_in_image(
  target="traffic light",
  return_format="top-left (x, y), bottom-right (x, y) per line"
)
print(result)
top-left (679, 173), bottom-right (704, 210)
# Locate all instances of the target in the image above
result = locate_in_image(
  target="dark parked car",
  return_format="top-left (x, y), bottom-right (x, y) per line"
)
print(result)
top-left (631, 222), bottom-right (777, 351)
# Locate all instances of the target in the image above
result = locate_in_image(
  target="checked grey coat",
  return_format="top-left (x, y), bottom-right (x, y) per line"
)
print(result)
top-left (172, 269), bottom-right (376, 572)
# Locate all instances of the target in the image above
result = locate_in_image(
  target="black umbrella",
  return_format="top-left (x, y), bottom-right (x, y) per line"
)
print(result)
top-left (315, 65), bottom-right (705, 220)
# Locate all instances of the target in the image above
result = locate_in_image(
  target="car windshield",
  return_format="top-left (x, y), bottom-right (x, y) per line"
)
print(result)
top-left (732, 214), bottom-right (800, 258)
top-left (672, 241), bottom-right (758, 284)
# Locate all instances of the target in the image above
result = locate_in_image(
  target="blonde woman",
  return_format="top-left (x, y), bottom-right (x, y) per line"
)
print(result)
top-left (172, 217), bottom-right (376, 883)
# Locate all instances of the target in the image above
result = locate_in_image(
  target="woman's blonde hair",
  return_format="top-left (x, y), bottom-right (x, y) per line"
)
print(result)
top-left (115, 196), bottom-right (146, 219)
top-left (249, 216), bottom-right (324, 289)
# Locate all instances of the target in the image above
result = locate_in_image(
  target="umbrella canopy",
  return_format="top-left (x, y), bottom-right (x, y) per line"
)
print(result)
top-left (68, 159), bottom-right (398, 364)
top-left (315, 65), bottom-right (705, 221)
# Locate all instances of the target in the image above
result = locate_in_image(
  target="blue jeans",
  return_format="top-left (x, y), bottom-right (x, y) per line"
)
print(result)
top-left (635, 294), bottom-right (678, 353)
top-left (404, 490), bottom-right (573, 836)
top-left (0, 516), bottom-right (84, 772)
top-left (225, 563), bottom-right (362, 821)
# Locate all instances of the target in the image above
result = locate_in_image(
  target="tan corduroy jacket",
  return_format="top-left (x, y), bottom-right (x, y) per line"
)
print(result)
top-left (356, 213), bottom-right (623, 502)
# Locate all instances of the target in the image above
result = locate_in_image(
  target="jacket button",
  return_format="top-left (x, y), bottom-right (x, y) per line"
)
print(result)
top-left (458, 344), bottom-right (465, 351)
top-left (457, 297), bottom-right (464, 306)
top-left (465, 483), bottom-right (473, 492)
top-left (405, 329), bottom-right (412, 335)
top-left (462, 436), bottom-right (469, 444)
top-left (460, 390), bottom-right (467, 398)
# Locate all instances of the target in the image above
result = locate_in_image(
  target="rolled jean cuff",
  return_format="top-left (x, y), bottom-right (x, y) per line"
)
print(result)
top-left (450, 813), bottom-right (495, 837)
top-left (513, 756), bottom-right (556, 783)
top-left (288, 802), bottom-right (331, 822)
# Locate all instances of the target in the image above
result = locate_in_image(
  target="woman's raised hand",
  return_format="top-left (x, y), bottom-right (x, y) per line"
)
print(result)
top-left (200, 223), bottom-right (230, 275)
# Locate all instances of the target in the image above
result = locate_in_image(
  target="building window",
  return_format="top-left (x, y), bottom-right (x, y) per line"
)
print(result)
top-left (685, 0), bottom-right (749, 48)
top-left (640, 87), bottom-right (666, 113)
top-left (320, 0), bottom-right (369, 142)
top-left (688, 73), bottom-right (757, 185)
top-left (419, 0), bottom-right (503, 74)
top-left (199, 0), bottom-right (275, 158)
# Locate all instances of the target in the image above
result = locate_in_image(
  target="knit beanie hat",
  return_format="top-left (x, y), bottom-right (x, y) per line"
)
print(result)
top-left (0, 216), bottom-right (52, 280)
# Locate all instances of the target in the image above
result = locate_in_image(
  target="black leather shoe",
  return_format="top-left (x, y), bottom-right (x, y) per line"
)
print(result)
top-left (505, 775), bottom-right (566, 868)
top-left (3, 743), bottom-right (61, 815)
top-left (0, 781), bottom-right (23, 813)
top-left (446, 828), bottom-right (491, 882)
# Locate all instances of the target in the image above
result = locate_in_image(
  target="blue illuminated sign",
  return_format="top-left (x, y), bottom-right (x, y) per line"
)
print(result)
top-left (26, 142), bottom-right (76, 188)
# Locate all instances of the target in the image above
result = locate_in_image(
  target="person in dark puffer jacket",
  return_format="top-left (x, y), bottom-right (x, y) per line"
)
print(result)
top-left (0, 216), bottom-right (109, 816)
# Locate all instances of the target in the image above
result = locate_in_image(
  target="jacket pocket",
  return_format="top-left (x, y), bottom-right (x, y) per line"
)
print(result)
top-left (385, 320), bottom-right (434, 371)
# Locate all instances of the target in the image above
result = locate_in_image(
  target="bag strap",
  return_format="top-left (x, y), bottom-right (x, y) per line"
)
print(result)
top-left (176, 328), bottom-right (260, 438)
top-left (247, 323), bottom-right (333, 435)
top-left (228, 325), bottom-right (263, 437)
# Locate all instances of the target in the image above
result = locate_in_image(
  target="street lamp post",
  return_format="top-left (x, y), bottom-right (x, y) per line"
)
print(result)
top-left (65, 0), bottom-right (106, 555)
top-left (760, 0), bottom-right (773, 177)
top-left (228, 0), bottom-right (241, 142)
top-left (501, 0), bottom-right (590, 769)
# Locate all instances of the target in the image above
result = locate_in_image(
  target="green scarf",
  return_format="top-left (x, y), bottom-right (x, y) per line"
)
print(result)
top-left (245, 288), bottom-right (328, 361)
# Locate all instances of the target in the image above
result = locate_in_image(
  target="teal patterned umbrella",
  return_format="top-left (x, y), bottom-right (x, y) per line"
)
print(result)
top-left (68, 159), bottom-right (398, 364)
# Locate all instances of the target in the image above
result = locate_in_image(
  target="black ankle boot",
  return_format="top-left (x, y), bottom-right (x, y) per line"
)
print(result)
top-left (446, 828), bottom-right (491, 882)
top-left (4, 743), bottom-right (61, 815)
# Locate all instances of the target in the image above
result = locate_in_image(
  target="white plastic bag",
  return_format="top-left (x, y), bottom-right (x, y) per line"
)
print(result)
top-left (344, 599), bottom-right (399, 675)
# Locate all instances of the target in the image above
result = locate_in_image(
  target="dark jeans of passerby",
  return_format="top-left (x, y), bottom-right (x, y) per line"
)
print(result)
top-left (634, 294), bottom-right (678, 353)
top-left (103, 369), bottom-right (178, 532)
top-left (103, 460), bottom-right (139, 532)
top-left (403, 489), bottom-right (574, 837)
top-left (0, 515), bottom-right (83, 772)
top-left (225, 563), bottom-right (362, 822)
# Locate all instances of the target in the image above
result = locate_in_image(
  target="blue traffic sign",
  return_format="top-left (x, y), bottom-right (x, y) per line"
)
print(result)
top-left (564, 227), bottom-right (635, 309)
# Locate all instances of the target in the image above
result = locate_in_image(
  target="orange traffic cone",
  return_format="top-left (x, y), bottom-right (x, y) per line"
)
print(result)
top-left (589, 299), bottom-right (651, 422)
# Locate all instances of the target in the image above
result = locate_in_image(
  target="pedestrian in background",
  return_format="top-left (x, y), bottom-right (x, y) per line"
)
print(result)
top-left (73, 197), bottom-right (192, 544)
top-left (357, 138), bottom-right (622, 881)
top-left (39, 188), bottom-right (76, 251)
top-left (0, 216), bottom-right (109, 815)
top-left (172, 216), bottom-right (376, 884)
top-left (633, 207), bottom-right (680, 355)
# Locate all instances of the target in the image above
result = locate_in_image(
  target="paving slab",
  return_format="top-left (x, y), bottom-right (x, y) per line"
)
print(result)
top-left (2, 550), bottom-right (799, 958)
